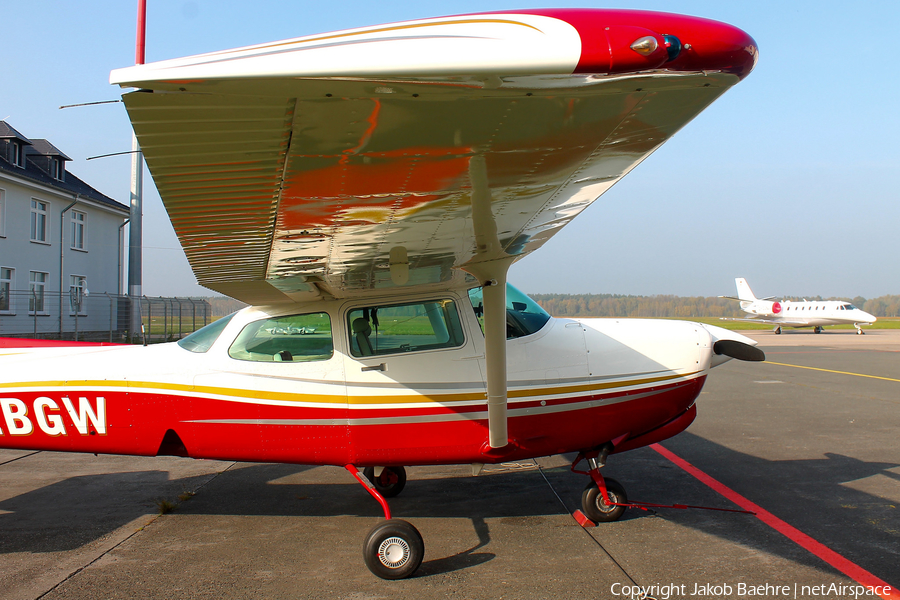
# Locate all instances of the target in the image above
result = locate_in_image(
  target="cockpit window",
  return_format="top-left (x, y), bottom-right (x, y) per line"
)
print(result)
top-left (846, 304), bottom-right (858, 310)
top-left (468, 283), bottom-right (551, 339)
top-left (177, 313), bottom-right (235, 353)
top-left (229, 312), bottom-right (333, 362)
top-left (347, 299), bottom-right (464, 357)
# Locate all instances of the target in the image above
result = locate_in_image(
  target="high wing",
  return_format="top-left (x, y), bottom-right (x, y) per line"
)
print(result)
top-left (111, 9), bottom-right (757, 305)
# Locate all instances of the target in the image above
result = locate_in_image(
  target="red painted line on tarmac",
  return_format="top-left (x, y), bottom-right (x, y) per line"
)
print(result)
top-left (650, 443), bottom-right (898, 600)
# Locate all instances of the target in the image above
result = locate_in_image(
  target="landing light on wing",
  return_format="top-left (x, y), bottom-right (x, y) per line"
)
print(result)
top-left (630, 36), bottom-right (659, 56)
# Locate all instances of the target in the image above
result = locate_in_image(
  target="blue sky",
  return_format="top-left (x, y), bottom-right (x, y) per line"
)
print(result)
top-left (5, 1), bottom-right (899, 299)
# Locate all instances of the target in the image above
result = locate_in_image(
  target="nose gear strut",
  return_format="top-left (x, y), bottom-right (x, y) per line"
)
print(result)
top-left (569, 449), bottom-right (756, 527)
top-left (571, 447), bottom-right (628, 524)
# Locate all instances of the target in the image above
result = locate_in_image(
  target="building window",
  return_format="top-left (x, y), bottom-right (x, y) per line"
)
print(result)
top-left (29, 271), bottom-right (48, 315)
top-left (71, 210), bottom-right (86, 250)
top-left (31, 199), bottom-right (49, 243)
top-left (51, 158), bottom-right (64, 180)
top-left (12, 142), bottom-right (25, 168)
top-left (0, 267), bottom-right (13, 314)
top-left (69, 275), bottom-right (87, 315)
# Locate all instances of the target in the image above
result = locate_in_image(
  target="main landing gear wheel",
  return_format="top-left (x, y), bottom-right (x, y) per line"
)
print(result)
top-left (363, 519), bottom-right (424, 580)
top-left (774, 326), bottom-right (782, 335)
top-left (814, 326), bottom-right (822, 334)
top-left (581, 478), bottom-right (628, 523)
top-left (363, 466), bottom-right (407, 498)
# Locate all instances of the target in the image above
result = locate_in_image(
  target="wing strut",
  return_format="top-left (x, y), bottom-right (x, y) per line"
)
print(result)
top-left (463, 154), bottom-right (514, 449)
top-left (466, 259), bottom-right (515, 448)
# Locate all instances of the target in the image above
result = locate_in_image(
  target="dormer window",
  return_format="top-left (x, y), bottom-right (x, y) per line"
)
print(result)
top-left (11, 142), bottom-right (25, 168)
top-left (51, 157), bottom-right (65, 181)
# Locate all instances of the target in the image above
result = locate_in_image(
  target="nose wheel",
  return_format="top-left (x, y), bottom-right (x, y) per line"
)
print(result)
top-left (581, 477), bottom-right (627, 522)
top-left (774, 326), bottom-right (782, 334)
top-left (571, 446), bottom-right (629, 524)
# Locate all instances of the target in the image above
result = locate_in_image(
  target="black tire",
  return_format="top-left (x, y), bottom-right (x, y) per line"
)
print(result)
top-left (581, 478), bottom-right (627, 523)
top-left (363, 519), bottom-right (424, 579)
top-left (363, 466), bottom-right (407, 498)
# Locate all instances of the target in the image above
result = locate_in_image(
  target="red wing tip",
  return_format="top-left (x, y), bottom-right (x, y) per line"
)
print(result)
top-left (505, 8), bottom-right (758, 79)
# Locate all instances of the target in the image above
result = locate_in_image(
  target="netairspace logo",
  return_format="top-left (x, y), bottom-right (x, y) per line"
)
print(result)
top-left (609, 582), bottom-right (892, 600)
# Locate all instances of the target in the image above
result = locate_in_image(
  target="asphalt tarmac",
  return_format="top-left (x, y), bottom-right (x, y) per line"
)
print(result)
top-left (1, 329), bottom-right (897, 600)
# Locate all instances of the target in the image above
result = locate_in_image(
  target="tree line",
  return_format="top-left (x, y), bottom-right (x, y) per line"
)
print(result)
top-left (201, 293), bottom-right (900, 319)
top-left (531, 293), bottom-right (900, 318)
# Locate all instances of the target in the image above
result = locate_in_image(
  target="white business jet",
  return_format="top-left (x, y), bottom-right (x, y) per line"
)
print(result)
top-left (721, 278), bottom-right (877, 334)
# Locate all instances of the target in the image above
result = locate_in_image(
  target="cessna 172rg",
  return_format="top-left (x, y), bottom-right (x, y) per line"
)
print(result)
top-left (721, 278), bottom-right (877, 334)
top-left (0, 9), bottom-right (761, 579)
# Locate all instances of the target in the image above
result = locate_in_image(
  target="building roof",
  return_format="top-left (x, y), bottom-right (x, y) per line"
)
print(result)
top-left (27, 138), bottom-right (73, 161)
top-left (0, 121), bottom-right (32, 144)
top-left (0, 121), bottom-right (127, 213)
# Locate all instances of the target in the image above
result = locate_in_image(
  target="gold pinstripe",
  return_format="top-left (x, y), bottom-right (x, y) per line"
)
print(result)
top-left (198, 19), bottom-right (545, 61)
top-left (0, 371), bottom-right (700, 406)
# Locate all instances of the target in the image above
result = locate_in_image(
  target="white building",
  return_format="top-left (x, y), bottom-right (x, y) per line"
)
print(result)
top-left (0, 121), bottom-right (130, 338)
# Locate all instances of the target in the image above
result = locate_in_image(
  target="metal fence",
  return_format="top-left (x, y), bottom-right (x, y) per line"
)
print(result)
top-left (0, 290), bottom-right (211, 343)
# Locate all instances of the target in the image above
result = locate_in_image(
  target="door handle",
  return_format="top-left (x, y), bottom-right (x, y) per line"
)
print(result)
top-left (361, 363), bottom-right (386, 372)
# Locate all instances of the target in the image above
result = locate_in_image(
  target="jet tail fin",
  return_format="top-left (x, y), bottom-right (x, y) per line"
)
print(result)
top-left (735, 278), bottom-right (757, 301)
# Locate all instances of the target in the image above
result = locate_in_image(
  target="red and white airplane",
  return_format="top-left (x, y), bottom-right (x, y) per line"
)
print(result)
top-left (721, 278), bottom-right (877, 334)
top-left (0, 9), bottom-right (761, 579)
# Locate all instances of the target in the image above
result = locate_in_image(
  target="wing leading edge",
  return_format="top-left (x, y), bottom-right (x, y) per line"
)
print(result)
top-left (111, 9), bottom-right (757, 304)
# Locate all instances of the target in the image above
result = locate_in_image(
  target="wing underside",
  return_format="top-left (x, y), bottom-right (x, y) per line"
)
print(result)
top-left (113, 11), bottom-right (755, 304)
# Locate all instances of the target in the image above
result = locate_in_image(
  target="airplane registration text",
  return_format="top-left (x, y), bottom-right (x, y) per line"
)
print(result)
top-left (0, 396), bottom-right (107, 436)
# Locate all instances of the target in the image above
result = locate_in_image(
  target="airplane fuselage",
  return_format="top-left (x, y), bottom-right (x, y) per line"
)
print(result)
top-left (740, 299), bottom-right (876, 328)
top-left (0, 287), bottom-right (750, 466)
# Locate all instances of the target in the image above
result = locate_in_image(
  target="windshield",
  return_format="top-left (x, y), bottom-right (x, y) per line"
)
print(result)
top-left (177, 313), bottom-right (235, 353)
top-left (468, 283), bottom-right (551, 339)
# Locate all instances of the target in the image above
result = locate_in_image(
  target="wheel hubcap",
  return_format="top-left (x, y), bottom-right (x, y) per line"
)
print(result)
top-left (596, 491), bottom-right (616, 512)
top-left (378, 536), bottom-right (410, 568)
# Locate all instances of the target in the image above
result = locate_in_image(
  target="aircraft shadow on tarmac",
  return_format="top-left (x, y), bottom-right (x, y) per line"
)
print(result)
top-left (0, 470), bottom-right (223, 554)
top-left (0, 438), bottom-right (897, 581)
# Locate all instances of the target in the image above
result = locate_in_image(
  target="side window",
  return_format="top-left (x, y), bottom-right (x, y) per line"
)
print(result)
top-left (347, 299), bottom-right (464, 357)
top-left (229, 312), bottom-right (333, 362)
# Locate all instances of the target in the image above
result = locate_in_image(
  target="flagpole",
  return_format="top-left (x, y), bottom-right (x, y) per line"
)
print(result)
top-left (128, 0), bottom-right (146, 342)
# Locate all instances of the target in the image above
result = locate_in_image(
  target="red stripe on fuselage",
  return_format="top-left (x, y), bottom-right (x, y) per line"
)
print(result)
top-left (0, 376), bottom-right (704, 465)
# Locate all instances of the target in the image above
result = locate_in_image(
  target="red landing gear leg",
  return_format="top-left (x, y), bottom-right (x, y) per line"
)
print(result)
top-left (345, 465), bottom-right (423, 579)
top-left (571, 447), bottom-right (628, 525)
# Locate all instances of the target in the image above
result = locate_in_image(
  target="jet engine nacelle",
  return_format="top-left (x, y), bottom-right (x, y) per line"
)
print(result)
top-left (742, 300), bottom-right (782, 317)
